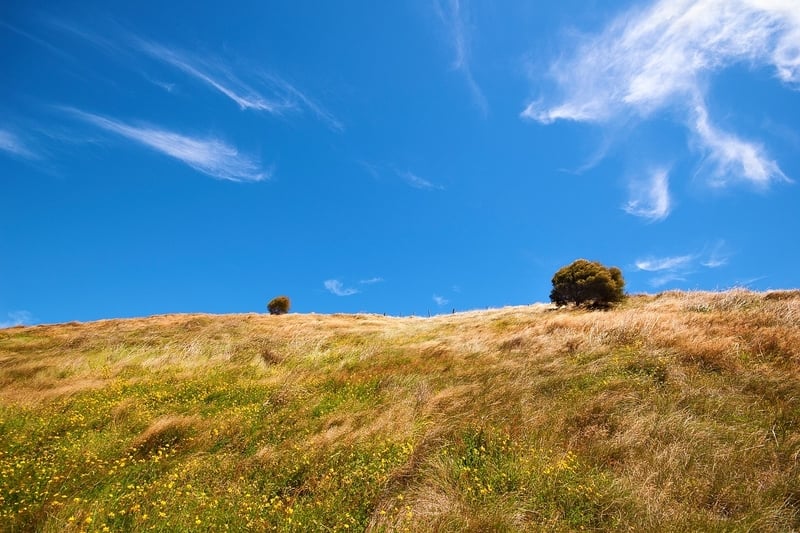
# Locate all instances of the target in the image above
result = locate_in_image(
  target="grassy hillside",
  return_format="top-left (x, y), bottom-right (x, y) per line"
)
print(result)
top-left (1, 290), bottom-right (799, 532)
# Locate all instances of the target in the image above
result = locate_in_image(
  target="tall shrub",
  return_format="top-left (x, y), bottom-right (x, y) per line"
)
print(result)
top-left (267, 296), bottom-right (291, 315)
top-left (550, 259), bottom-right (625, 309)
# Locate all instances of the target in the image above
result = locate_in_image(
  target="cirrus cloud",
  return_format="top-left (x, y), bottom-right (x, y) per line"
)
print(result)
top-left (434, 0), bottom-right (488, 114)
top-left (635, 240), bottom-right (732, 286)
top-left (0, 129), bottom-right (37, 160)
top-left (624, 168), bottom-right (672, 221)
top-left (396, 169), bottom-right (444, 191)
top-left (432, 294), bottom-right (450, 306)
top-left (524, 0), bottom-right (797, 192)
top-left (324, 279), bottom-right (359, 297)
top-left (635, 254), bottom-right (695, 272)
top-left (63, 107), bottom-right (269, 182)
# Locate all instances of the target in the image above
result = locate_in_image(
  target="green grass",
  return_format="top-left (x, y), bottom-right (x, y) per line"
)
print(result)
top-left (1, 370), bottom-right (413, 531)
top-left (1, 290), bottom-right (800, 531)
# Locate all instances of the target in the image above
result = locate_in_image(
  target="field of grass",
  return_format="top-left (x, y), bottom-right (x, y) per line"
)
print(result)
top-left (1, 290), bottom-right (800, 531)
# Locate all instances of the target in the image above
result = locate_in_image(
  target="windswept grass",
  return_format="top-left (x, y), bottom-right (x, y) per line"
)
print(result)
top-left (1, 290), bottom-right (799, 531)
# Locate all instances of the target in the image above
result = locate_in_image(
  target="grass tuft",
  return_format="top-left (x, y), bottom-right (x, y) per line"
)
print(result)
top-left (131, 415), bottom-right (199, 457)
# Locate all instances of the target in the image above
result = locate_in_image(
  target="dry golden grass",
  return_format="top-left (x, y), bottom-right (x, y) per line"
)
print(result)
top-left (130, 415), bottom-right (200, 456)
top-left (1, 290), bottom-right (799, 531)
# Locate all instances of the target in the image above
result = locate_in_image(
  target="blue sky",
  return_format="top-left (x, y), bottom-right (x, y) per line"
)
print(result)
top-left (2, 0), bottom-right (799, 325)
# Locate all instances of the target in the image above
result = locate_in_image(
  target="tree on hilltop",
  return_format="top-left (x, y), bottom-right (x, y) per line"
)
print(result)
top-left (267, 296), bottom-right (291, 315)
top-left (550, 259), bottom-right (625, 309)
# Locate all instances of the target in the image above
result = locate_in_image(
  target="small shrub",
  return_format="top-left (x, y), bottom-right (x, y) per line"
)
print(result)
top-left (550, 259), bottom-right (625, 309)
top-left (267, 295), bottom-right (291, 315)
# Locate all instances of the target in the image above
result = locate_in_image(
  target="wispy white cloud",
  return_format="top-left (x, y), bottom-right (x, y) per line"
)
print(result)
top-left (146, 77), bottom-right (176, 93)
top-left (434, 0), bottom-right (488, 114)
top-left (433, 294), bottom-right (449, 306)
top-left (635, 254), bottom-right (695, 272)
top-left (357, 161), bottom-right (445, 190)
top-left (359, 277), bottom-right (384, 285)
top-left (701, 240), bottom-right (731, 268)
top-left (134, 39), bottom-right (291, 113)
top-left (357, 160), bottom-right (382, 181)
top-left (636, 254), bottom-right (696, 287)
top-left (0, 129), bottom-right (37, 159)
top-left (324, 279), bottom-right (359, 297)
top-left (261, 73), bottom-right (344, 132)
top-left (133, 38), bottom-right (343, 131)
top-left (64, 108), bottom-right (268, 182)
top-left (692, 102), bottom-right (787, 187)
top-left (701, 256), bottom-right (728, 269)
top-left (0, 311), bottom-right (33, 329)
top-left (45, 17), bottom-right (122, 54)
top-left (46, 21), bottom-right (342, 131)
top-left (396, 169), bottom-right (444, 190)
top-left (1, 20), bottom-right (76, 61)
top-left (624, 168), bottom-right (671, 221)
top-left (523, 0), bottom-right (798, 187)
top-left (636, 242), bottom-right (732, 286)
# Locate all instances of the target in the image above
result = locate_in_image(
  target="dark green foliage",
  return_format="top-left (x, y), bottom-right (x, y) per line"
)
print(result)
top-left (267, 296), bottom-right (291, 315)
top-left (550, 259), bottom-right (625, 309)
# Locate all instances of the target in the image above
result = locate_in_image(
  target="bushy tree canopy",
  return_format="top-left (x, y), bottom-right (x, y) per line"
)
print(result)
top-left (550, 259), bottom-right (625, 309)
top-left (267, 295), bottom-right (291, 315)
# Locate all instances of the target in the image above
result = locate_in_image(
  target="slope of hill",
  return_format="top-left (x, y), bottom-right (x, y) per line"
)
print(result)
top-left (1, 290), bottom-right (799, 531)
